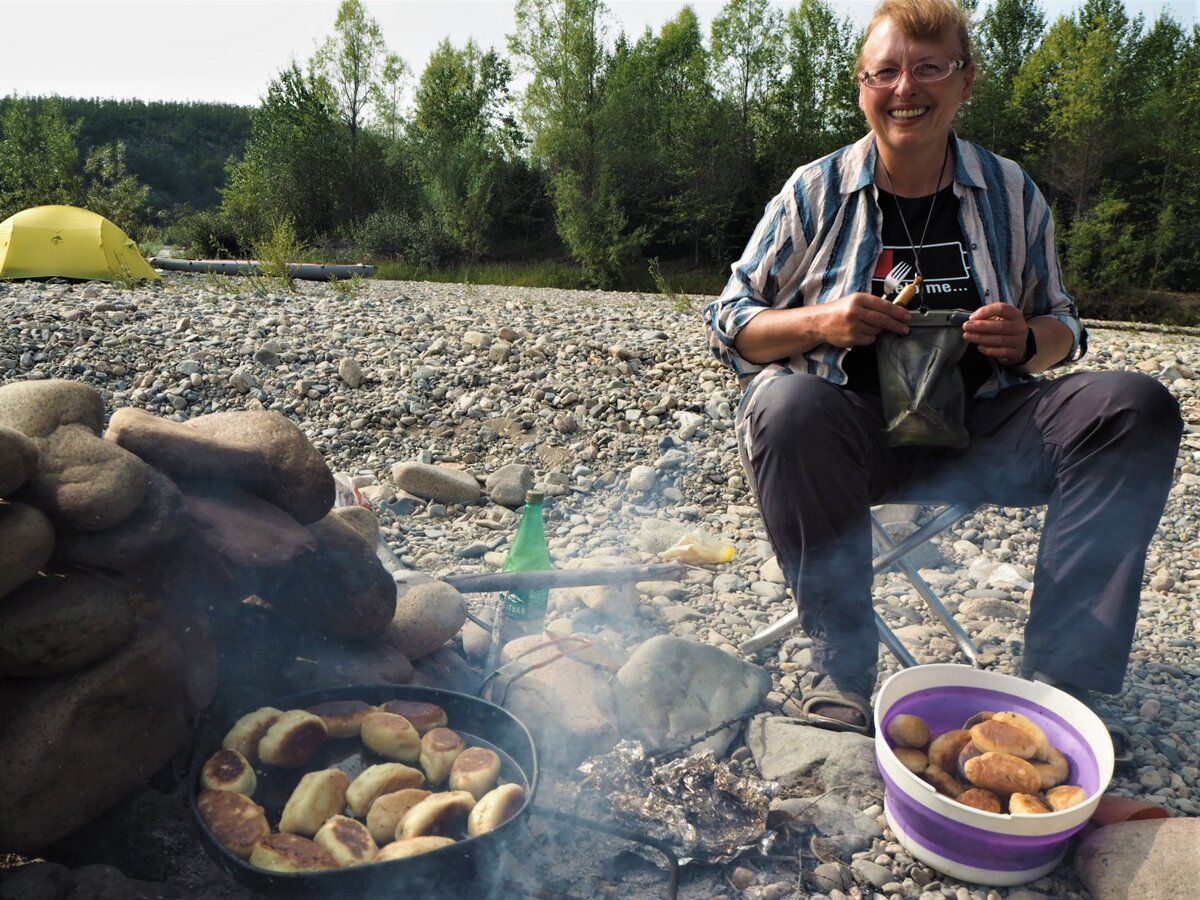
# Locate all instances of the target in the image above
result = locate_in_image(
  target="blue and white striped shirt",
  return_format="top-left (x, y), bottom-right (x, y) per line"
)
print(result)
top-left (703, 132), bottom-right (1085, 395)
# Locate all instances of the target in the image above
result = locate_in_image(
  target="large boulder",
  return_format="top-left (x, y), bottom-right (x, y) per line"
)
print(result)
top-left (260, 513), bottom-right (396, 641)
top-left (384, 581), bottom-right (467, 662)
top-left (0, 379), bottom-right (105, 438)
top-left (53, 466), bottom-right (185, 572)
top-left (1076, 818), bottom-right (1200, 900)
top-left (0, 424), bottom-right (38, 497)
top-left (34, 424), bottom-right (152, 532)
top-left (0, 501), bottom-right (55, 600)
top-left (614, 634), bottom-right (772, 756)
top-left (497, 633), bottom-right (619, 767)
top-left (0, 570), bottom-right (136, 678)
top-left (0, 622), bottom-right (190, 853)
top-left (179, 479), bottom-right (316, 568)
top-left (106, 408), bottom-right (335, 524)
top-left (390, 461), bottom-right (481, 504)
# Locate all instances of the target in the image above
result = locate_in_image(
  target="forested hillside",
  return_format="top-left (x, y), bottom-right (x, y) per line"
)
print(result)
top-left (0, 0), bottom-right (1196, 309)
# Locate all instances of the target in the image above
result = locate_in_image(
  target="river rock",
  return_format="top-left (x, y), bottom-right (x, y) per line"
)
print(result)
top-left (0, 501), bottom-right (54, 600)
top-left (327, 504), bottom-right (382, 545)
top-left (180, 479), bottom-right (317, 567)
top-left (1076, 818), bottom-right (1200, 900)
top-left (0, 424), bottom-right (38, 497)
top-left (391, 461), bottom-right (482, 504)
top-left (614, 634), bottom-right (772, 756)
top-left (498, 633), bottom-right (619, 766)
top-left (261, 513), bottom-right (396, 640)
top-left (108, 409), bottom-right (334, 524)
top-left (34, 424), bottom-right (151, 531)
top-left (746, 715), bottom-right (883, 805)
top-left (280, 632), bottom-right (414, 691)
top-left (0, 570), bottom-right (136, 678)
top-left (0, 622), bottom-right (189, 853)
top-left (53, 466), bottom-right (185, 571)
top-left (485, 462), bottom-right (534, 508)
top-left (384, 580), bottom-right (468, 662)
top-left (0, 378), bottom-right (105, 438)
top-left (408, 646), bottom-right (482, 696)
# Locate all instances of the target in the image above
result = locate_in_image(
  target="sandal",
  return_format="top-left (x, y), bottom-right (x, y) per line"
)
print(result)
top-left (784, 672), bottom-right (874, 736)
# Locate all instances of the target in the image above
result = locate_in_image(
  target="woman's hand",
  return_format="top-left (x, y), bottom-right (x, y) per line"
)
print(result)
top-left (819, 292), bottom-right (912, 348)
top-left (963, 303), bottom-right (1027, 365)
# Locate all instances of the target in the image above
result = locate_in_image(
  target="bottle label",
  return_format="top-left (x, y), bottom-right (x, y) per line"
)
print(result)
top-left (503, 589), bottom-right (548, 621)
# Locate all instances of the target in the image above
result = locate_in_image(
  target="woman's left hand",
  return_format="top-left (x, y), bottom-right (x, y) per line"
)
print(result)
top-left (962, 303), bottom-right (1028, 366)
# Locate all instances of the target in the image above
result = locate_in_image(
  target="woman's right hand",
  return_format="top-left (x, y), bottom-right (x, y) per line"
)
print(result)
top-left (819, 292), bottom-right (912, 347)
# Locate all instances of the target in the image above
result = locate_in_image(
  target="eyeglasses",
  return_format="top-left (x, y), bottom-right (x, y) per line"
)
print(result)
top-left (858, 59), bottom-right (965, 89)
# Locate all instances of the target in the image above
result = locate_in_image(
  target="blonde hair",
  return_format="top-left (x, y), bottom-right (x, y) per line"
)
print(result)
top-left (859, 0), bottom-right (973, 68)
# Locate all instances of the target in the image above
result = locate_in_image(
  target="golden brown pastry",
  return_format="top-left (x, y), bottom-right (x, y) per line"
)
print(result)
top-left (955, 787), bottom-right (1002, 813)
top-left (1045, 784), bottom-right (1089, 811)
top-left (920, 764), bottom-right (964, 798)
top-left (249, 833), bottom-right (338, 873)
top-left (1032, 745), bottom-right (1071, 790)
top-left (449, 747), bottom-right (502, 799)
top-left (927, 729), bottom-right (973, 773)
top-left (278, 768), bottom-right (351, 837)
top-left (258, 709), bottom-right (328, 768)
top-left (398, 790), bottom-right (476, 840)
top-left (467, 783), bottom-right (526, 837)
top-left (991, 711), bottom-right (1051, 761)
top-left (306, 700), bottom-right (377, 738)
top-left (367, 788), bottom-right (432, 844)
top-left (360, 711), bottom-right (421, 762)
top-left (419, 728), bottom-right (466, 785)
top-left (314, 814), bottom-right (379, 867)
top-left (346, 763), bottom-right (425, 818)
top-left (1009, 792), bottom-right (1053, 815)
top-left (893, 746), bottom-right (928, 775)
top-left (221, 706), bottom-right (283, 761)
top-left (886, 714), bottom-right (931, 749)
top-left (375, 836), bottom-right (456, 861)
top-left (963, 751), bottom-right (1041, 795)
top-left (197, 789), bottom-right (270, 859)
top-left (200, 748), bottom-right (257, 796)
top-left (377, 700), bottom-right (449, 735)
top-left (969, 719), bottom-right (1038, 760)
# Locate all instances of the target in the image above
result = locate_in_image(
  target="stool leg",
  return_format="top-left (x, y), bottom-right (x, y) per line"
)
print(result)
top-left (871, 510), bottom-right (981, 666)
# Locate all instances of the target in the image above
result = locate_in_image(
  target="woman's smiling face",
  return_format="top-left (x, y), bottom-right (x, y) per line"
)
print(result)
top-left (858, 17), bottom-right (974, 161)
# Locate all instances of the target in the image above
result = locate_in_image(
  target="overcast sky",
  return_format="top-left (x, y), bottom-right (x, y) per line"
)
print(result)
top-left (2, 0), bottom-right (1195, 107)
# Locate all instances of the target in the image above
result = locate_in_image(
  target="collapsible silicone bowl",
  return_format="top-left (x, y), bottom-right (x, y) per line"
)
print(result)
top-left (874, 664), bottom-right (1114, 886)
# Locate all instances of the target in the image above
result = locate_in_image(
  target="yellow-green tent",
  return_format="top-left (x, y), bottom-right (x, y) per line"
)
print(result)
top-left (0, 205), bottom-right (159, 281)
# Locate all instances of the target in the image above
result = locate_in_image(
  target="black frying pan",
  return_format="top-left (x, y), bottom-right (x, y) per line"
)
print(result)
top-left (188, 683), bottom-right (539, 896)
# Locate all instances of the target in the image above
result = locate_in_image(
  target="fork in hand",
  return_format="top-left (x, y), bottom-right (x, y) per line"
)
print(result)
top-left (881, 260), bottom-right (914, 301)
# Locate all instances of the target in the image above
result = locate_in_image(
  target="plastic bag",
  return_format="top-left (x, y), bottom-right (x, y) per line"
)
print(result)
top-left (875, 308), bottom-right (971, 448)
top-left (661, 528), bottom-right (735, 564)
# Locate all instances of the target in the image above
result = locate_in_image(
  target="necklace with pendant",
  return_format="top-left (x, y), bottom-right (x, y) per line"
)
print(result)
top-left (880, 138), bottom-right (952, 309)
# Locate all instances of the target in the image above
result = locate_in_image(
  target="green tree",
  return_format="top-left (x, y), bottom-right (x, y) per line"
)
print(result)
top-left (221, 63), bottom-right (348, 245)
top-left (83, 140), bottom-right (152, 237)
top-left (373, 52), bottom-right (410, 142)
top-left (760, 0), bottom-right (862, 185)
top-left (958, 0), bottom-right (1045, 158)
top-left (510, 0), bottom-right (640, 286)
top-left (410, 39), bottom-right (513, 260)
top-left (710, 0), bottom-right (784, 131)
top-left (0, 98), bottom-right (83, 219)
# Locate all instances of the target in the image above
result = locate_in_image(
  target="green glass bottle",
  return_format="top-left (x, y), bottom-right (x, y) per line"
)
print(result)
top-left (500, 490), bottom-right (553, 627)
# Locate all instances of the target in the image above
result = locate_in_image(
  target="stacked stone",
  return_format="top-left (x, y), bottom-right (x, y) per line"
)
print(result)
top-left (0, 379), bottom-right (401, 855)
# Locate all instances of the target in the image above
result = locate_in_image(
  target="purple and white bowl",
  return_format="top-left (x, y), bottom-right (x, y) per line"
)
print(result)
top-left (874, 664), bottom-right (1114, 886)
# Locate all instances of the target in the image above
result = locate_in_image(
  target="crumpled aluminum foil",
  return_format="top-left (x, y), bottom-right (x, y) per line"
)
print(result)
top-left (576, 740), bottom-right (779, 865)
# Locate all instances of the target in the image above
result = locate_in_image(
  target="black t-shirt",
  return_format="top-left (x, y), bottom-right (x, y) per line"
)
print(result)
top-left (842, 185), bottom-right (992, 396)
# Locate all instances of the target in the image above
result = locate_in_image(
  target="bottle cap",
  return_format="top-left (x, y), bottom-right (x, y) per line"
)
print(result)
top-left (525, 489), bottom-right (545, 503)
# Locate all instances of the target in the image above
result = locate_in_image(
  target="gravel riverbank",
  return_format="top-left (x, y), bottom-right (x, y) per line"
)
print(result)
top-left (1, 274), bottom-right (1197, 898)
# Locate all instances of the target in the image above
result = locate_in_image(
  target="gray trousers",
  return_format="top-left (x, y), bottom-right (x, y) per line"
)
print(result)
top-left (739, 370), bottom-right (1182, 694)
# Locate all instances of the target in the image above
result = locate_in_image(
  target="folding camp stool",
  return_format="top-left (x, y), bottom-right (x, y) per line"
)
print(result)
top-left (736, 502), bottom-right (982, 668)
